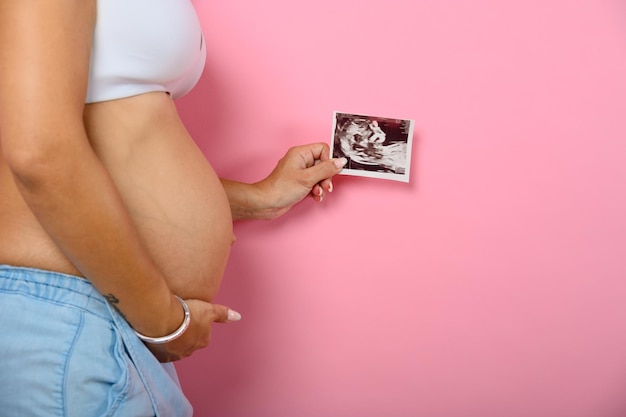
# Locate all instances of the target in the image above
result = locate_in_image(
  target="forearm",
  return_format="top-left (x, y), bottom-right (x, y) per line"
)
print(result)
top-left (8, 139), bottom-right (181, 337)
top-left (0, 0), bottom-right (184, 344)
top-left (220, 178), bottom-right (278, 221)
top-left (220, 143), bottom-right (345, 221)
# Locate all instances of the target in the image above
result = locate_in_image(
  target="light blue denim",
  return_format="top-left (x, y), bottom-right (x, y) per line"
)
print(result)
top-left (0, 265), bottom-right (193, 417)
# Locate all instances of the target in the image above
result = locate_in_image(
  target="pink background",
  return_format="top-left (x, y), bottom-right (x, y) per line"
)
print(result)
top-left (175, 1), bottom-right (626, 416)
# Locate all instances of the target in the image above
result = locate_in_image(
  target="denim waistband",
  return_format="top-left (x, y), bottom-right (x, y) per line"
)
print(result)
top-left (0, 264), bottom-right (110, 321)
top-left (0, 264), bottom-right (193, 416)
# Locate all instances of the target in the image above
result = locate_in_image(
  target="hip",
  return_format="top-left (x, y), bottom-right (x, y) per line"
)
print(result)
top-left (0, 265), bottom-right (193, 417)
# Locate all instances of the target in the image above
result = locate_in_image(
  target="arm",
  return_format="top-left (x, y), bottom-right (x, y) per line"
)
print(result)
top-left (221, 143), bottom-right (347, 221)
top-left (0, 0), bottom-right (231, 361)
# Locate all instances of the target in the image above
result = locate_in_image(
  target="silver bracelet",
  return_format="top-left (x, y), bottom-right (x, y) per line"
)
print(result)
top-left (134, 295), bottom-right (191, 344)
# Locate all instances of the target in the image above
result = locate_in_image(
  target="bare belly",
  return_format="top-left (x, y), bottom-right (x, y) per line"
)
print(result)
top-left (0, 92), bottom-right (233, 301)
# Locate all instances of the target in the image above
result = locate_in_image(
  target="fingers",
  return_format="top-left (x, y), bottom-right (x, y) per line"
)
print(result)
top-left (268, 142), bottom-right (346, 209)
top-left (293, 143), bottom-right (346, 201)
top-left (306, 157), bottom-right (347, 188)
top-left (320, 177), bottom-right (333, 193)
top-left (297, 142), bottom-right (331, 162)
top-left (311, 183), bottom-right (323, 202)
top-left (284, 142), bottom-right (331, 169)
top-left (147, 301), bottom-right (242, 363)
top-left (286, 143), bottom-right (346, 178)
top-left (210, 303), bottom-right (242, 323)
top-left (317, 142), bottom-right (331, 162)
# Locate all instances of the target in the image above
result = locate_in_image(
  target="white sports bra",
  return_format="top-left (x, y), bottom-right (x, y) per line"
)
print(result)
top-left (86, 0), bottom-right (206, 103)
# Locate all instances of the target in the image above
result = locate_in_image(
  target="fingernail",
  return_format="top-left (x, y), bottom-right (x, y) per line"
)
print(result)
top-left (228, 309), bottom-right (242, 322)
top-left (333, 158), bottom-right (347, 169)
top-left (328, 181), bottom-right (333, 193)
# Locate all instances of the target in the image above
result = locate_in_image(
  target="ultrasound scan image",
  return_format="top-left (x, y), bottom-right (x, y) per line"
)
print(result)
top-left (332, 112), bottom-right (414, 182)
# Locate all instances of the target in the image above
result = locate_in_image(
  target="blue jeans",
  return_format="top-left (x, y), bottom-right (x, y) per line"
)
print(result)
top-left (0, 265), bottom-right (193, 417)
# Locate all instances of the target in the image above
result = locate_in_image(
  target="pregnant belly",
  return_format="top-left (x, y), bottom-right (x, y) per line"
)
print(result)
top-left (85, 93), bottom-right (234, 302)
top-left (110, 153), bottom-right (234, 302)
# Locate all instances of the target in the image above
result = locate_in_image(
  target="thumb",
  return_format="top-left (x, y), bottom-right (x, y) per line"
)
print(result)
top-left (306, 157), bottom-right (347, 185)
top-left (211, 303), bottom-right (243, 323)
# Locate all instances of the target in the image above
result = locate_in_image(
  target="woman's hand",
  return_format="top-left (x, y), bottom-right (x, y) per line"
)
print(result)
top-left (221, 143), bottom-right (347, 221)
top-left (260, 142), bottom-right (347, 207)
top-left (145, 299), bottom-right (241, 363)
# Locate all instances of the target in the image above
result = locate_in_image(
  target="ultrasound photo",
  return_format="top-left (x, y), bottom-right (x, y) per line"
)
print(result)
top-left (331, 111), bottom-right (414, 182)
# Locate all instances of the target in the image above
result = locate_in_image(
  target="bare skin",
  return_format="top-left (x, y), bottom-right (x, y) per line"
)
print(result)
top-left (0, 0), bottom-right (345, 362)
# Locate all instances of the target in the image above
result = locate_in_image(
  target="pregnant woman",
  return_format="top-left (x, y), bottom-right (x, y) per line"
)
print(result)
top-left (0, 1), bottom-right (346, 416)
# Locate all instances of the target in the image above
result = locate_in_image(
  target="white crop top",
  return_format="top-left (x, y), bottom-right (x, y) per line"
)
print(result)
top-left (86, 0), bottom-right (206, 103)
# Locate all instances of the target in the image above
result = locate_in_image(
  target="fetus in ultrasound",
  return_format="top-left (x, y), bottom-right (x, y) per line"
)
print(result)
top-left (334, 116), bottom-right (408, 173)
